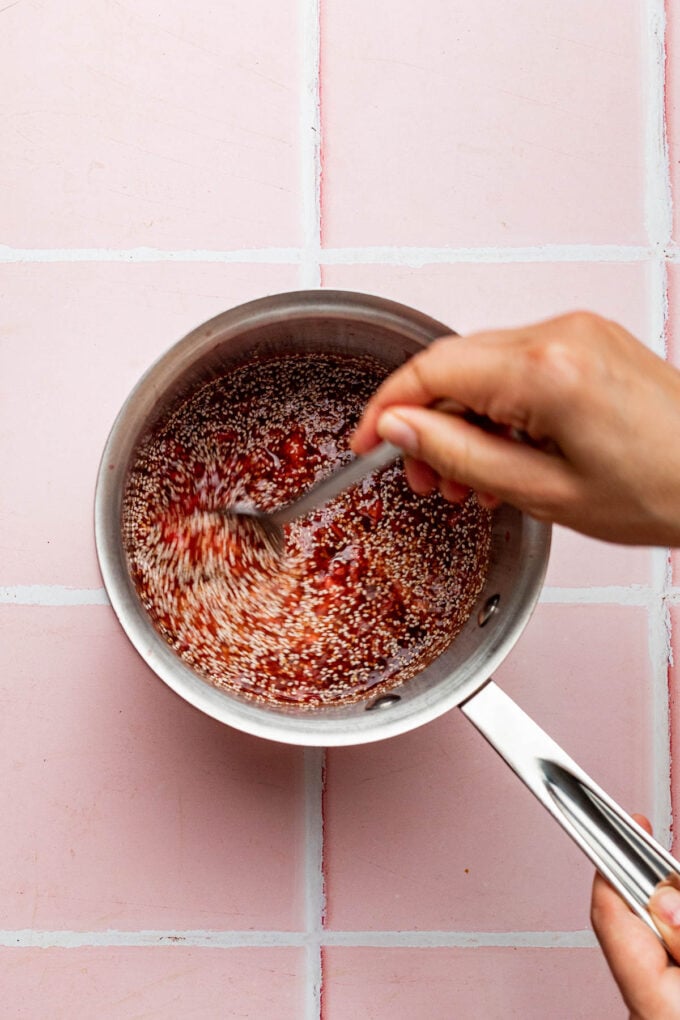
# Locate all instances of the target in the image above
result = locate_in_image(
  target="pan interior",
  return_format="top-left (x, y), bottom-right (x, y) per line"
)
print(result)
top-left (96, 293), bottom-right (550, 745)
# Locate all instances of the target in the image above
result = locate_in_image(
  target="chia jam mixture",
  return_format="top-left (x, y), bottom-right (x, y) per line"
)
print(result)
top-left (122, 352), bottom-right (492, 708)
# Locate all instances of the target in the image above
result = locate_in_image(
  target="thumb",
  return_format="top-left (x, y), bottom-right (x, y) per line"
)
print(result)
top-left (376, 405), bottom-right (573, 509)
top-left (648, 879), bottom-right (680, 964)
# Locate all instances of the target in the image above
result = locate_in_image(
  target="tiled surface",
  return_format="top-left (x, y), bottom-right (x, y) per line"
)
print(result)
top-left (0, 947), bottom-right (304, 1019)
top-left (324, 605), bottom-right (653, 932)
top-left (0, 606), bottom-right (305, 930)
top-left (0, 1), bottom-right (302, 249)
top-left (1, 1), bottom-right (674, 1018)
top-left (670, 604), bottom-right (680, 851)
top-left (322, 947), bottom-right (622, 1019)
top-left (0, 262), bottom-right (297, 587)
top-left (321, 0), bottom-right (645, 247)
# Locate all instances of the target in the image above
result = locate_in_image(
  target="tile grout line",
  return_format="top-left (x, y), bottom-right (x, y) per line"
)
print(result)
top-left (300, 0), bottom-right (322, 291)
top-left (319, 244), bottom-right (651, 266)
top-left (0, 929), bottom-right (597, 950)
top-left (0, 243), bottom-right (654, 266)
top-left (0, 246), bottom-right (305, 264)
top-left (3, 9), bottom-right (673, 980)
top-left (303, 748), bottom-right (326, 1018)
top-left (300, 0), bottom-right (324, 1015)
top-left (650, 549), bottom-right (673, 845)
top-left (644, 0), bottom-right (674, 846)
top-left (0, 587), bottom-right (110, 606)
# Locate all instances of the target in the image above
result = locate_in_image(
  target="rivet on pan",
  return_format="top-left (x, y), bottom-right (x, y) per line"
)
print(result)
top-left (365, 693), bottom-right (402, 711)
top-left (478, 594), bottom-right (501, 627)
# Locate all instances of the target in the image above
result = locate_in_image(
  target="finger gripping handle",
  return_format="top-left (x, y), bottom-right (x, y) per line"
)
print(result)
top-left (461, 680), bottom-right (680, 942)
top-left (542, 762), bottom-right (678, 924)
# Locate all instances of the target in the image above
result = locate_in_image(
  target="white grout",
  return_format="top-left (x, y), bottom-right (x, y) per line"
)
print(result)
top-left (300, 0), bottom-right (325, 1015)
top-left (643, 0), bottom-right (674, 847)
top-left (299, 0), bottom-right (322, 289)
top-left (643, 0), bottom-right (673, 250)
top-left (0, 929), bottom-right (597, 950)
top-left (0, 245), bottom-right (303, 264)
top-left (0, 244), bottom-right (652, 266)
top-left (319, 245), bottom-right (651, 266)
top-left (649, 549), bottom-right (673, 845)
top-left (303, 748), bottom-right (326, 1019)
top-left (0, 586), bottom-right (109, 606)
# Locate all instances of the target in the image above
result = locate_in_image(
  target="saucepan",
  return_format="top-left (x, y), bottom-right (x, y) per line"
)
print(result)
top-left (94, 289), bottom-right (680, 943)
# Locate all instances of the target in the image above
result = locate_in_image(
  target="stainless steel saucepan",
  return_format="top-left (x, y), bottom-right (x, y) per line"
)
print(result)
top-left (94, 289), bottom-right (680, 944)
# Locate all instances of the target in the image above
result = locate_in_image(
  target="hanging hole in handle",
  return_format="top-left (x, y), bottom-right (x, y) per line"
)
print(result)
top-left (366, 694), bottom-right (402, 711)
top-left (478, 593), bottom-right (500, 627)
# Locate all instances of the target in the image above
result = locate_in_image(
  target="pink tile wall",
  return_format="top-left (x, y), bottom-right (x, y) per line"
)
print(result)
top-left (325, 606), bottom-right (653, 933)
top-left (0, 947), bottom-right (304, 1019)
top-left (322, 947), bottom-right (621, 1019)
top-left (321, 0), bottom-right (645, 247)
top-left (0, 1), bottom-right (302, 249)
top-left (0, 262), bottom-right (298, 587)
top-left (0, 606), bottom-right (305, 931)
top-left (1, 0), bottom-right (672, 1017)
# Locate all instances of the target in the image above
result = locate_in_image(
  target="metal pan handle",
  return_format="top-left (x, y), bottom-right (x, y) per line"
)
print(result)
top-left (460, 679), bottom-right (680, 943)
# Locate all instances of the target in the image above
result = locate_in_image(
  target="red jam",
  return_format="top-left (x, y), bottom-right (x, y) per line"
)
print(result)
top-left (122, 352), bottom-right (492, 708)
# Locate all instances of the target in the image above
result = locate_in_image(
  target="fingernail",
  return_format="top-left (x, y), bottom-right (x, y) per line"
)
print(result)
top-left (377, 411), bottom-right (419, 456)
top-left (651, 885), bottom-right (680, 927)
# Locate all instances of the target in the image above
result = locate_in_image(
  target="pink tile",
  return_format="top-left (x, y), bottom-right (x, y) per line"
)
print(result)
top-left (0, 1), bottom-right (301, 248)
top-left (324, 605), bottom-right (653, 931)
top-left (0, 262), bottom-right (297, 587)
top-left (323, 261), bottom-right (654, 587)
top-left (322, 261), bottom-right (651, 357)
top-left (0, 605), bottom-right (305, 930)
top-left (321, 0), bottom-right (644, 247)
top-left (0, 947), bottom-right (303, 1019)
top-left (322, 947), bottom-right (622, 1019)
top-left (545, 527), bottom-right (652, 589)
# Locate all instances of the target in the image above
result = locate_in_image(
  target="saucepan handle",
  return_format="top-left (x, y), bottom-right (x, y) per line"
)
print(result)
top-left (459, 679), bottom-right (680, 942)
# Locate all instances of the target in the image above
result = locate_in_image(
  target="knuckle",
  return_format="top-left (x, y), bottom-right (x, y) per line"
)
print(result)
top-left (407, 346), bottom-right (440, 399)
top-left (522, 333), bottom-right (591, 396)
top-left (561, 309), bottom-right (606, 334)
top-left (406, 336), bottom-right (459, 404)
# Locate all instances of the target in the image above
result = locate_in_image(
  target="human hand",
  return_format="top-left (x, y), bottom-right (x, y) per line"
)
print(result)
top-left (351, 312), bottom-right (680, 546)
top-left (591, 815), bottom-right (680, 1019)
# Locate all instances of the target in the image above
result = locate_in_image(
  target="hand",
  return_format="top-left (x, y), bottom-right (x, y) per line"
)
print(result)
top-left (351, 312), bottom-right (680, 546)
top-left (591, 815), bottom-right (680, 1019)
